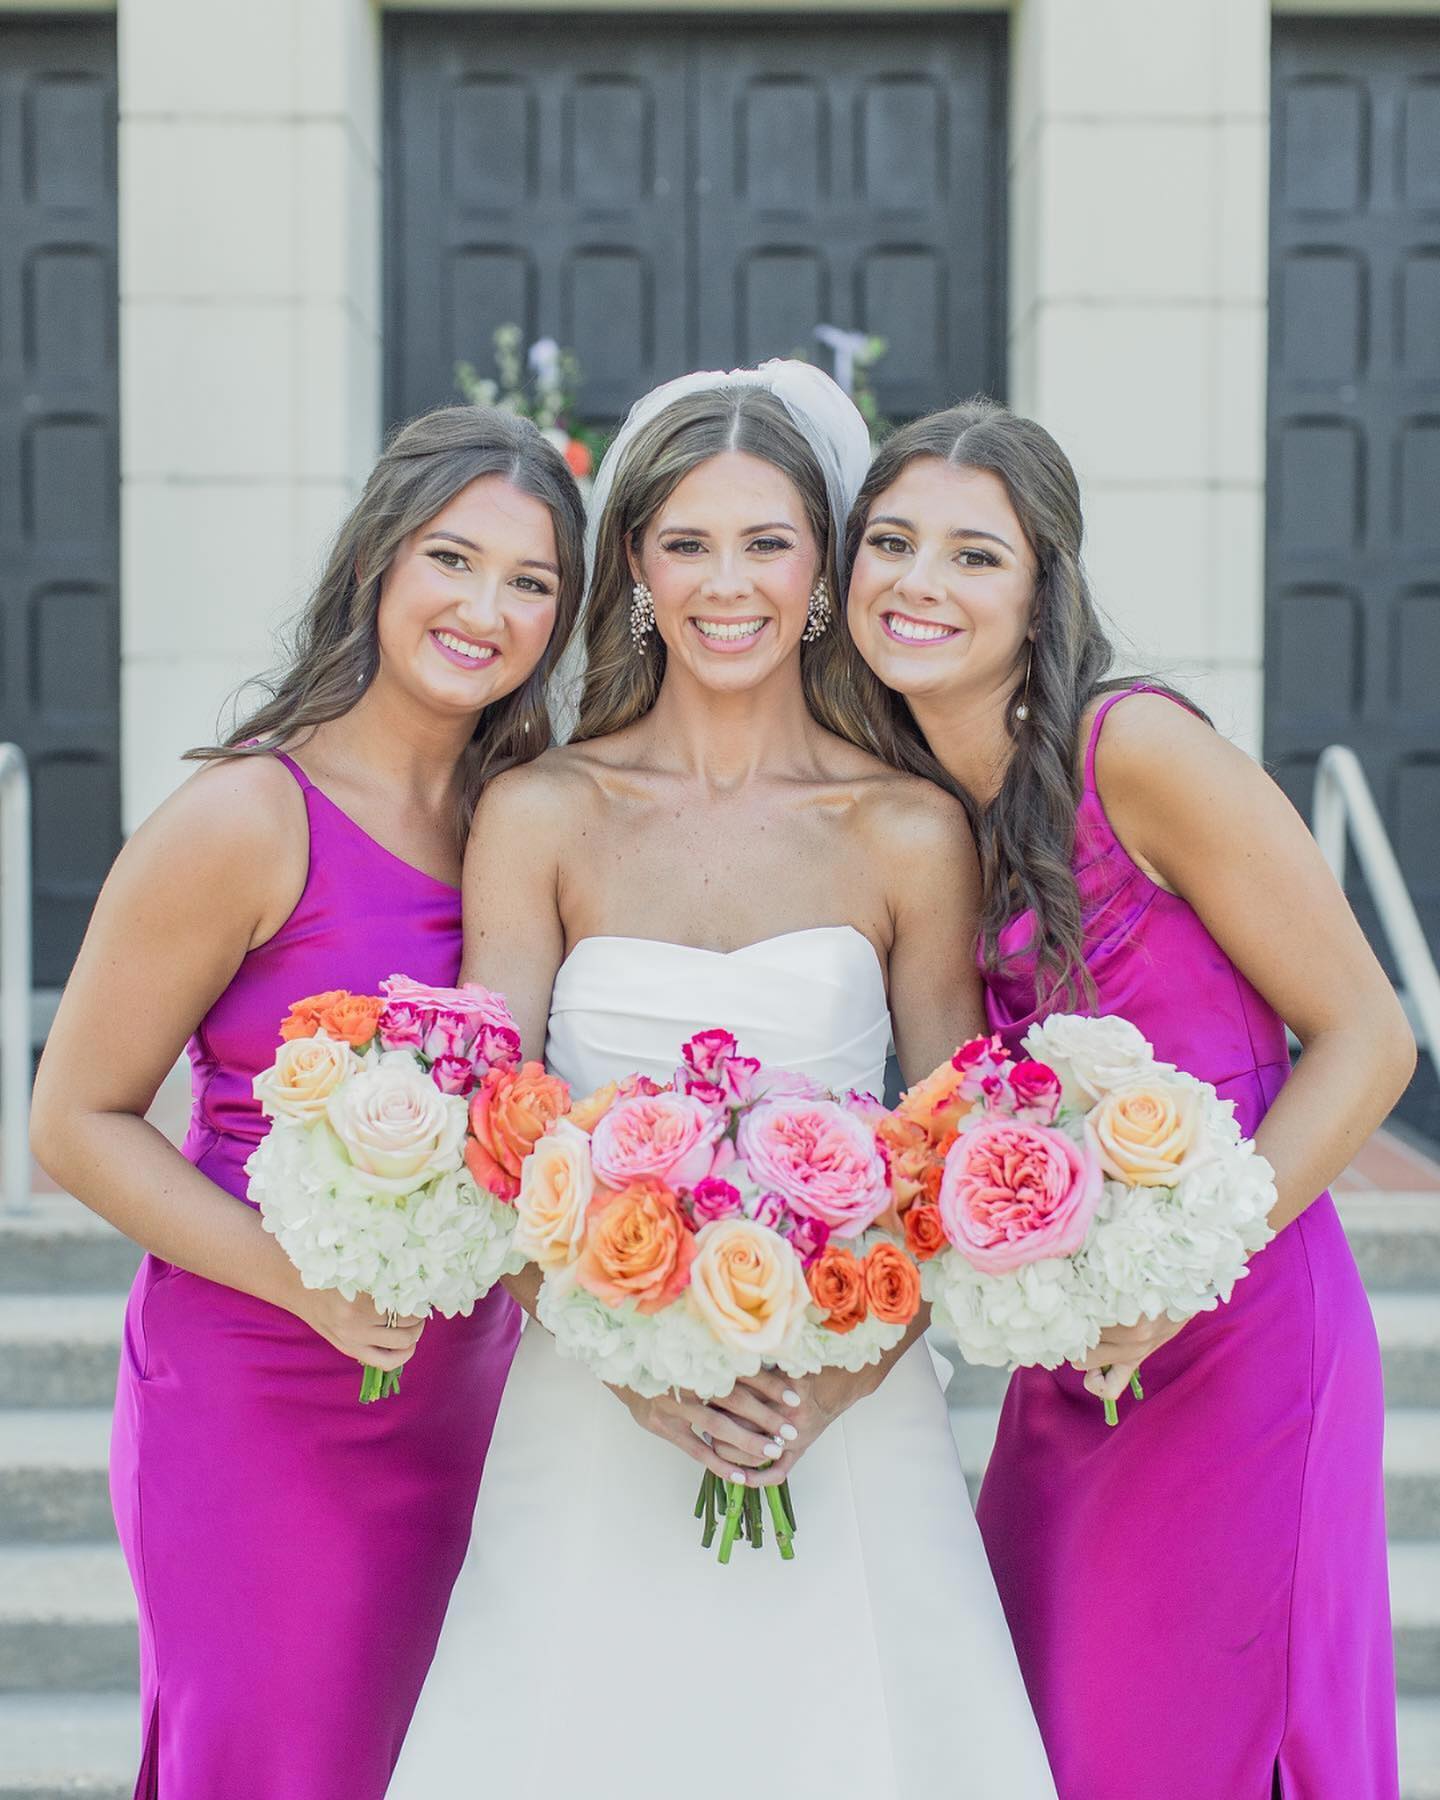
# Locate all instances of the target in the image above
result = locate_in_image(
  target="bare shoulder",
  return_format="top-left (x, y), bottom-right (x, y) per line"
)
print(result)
top-left (1090, 688), bottom-right (1254, 805)
top-left (128, 752), bottom-right (306, 871)
top-left (855, 763), bottom-right (974, 864)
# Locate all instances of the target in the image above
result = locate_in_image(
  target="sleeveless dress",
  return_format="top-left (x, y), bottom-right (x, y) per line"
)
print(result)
top-left (108, 752), bottom-right (522, 1799)
top-left (977, 689), bottom-right (1397, 1799)
top-left (389, 926), bottom-right (1058, 1799)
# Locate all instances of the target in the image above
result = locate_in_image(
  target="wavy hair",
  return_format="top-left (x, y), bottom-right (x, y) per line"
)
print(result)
top-left (187, 405), bottom-right (587, 844)
top-left (845, 398), bottom-right (1199, 1007)
top-left (574, 384), bottom-right (891, 748)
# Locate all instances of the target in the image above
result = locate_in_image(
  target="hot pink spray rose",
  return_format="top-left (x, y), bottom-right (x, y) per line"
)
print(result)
top-left (938, 1118), bottom-right (1101, 1274)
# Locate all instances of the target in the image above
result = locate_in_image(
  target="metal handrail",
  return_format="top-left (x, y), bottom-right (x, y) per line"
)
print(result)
top-left (0, 744), bottom-right (32, 1211)
top-left (1312, 744), bottom-right (1440, 1064)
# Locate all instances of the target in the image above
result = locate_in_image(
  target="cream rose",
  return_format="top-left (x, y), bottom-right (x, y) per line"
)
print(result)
top-left (325, 1052), bottom-right (467, 1197)
top-left (1087, 1075), bottom-right (1206, 1186)
top-left (253, 1032), bottom-right (356, 1122)
top-left (686, 1218), bottom-right (809, 1357)
top-left (514, 1118), bottom-right (594, 1269)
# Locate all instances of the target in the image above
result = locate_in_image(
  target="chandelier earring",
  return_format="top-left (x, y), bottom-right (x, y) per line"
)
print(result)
top-left (630, 580), bottom-right (656, 654)
top-left (802, 576), bottom-right (832, 644)
top-left (1013, 644), bottom-right (1034, 723)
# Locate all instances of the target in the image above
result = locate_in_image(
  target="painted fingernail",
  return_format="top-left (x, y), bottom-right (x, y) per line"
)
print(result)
top-left (764, 1441), bottom-right (783, 1458)
top-left (782, 1389), bottom-right (801, 1407)
top-left (779, 1423), bottom-right (798, 1441)
top-left (729, 1470), bottom-right (748, 1485)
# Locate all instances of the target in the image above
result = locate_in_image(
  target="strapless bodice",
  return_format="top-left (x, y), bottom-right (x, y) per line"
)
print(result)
top-left (544, 925), bottom-right (891, 1097)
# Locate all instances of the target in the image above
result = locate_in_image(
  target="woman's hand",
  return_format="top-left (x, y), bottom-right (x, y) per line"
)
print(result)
top-left (714, 1364), bottom-right (878, 1486)
top-left (612, 1373), bottom-right (802, 1486)
top-left (1073, 1314), bottom-right (1186, 1404)
top-left (293, 1288), bottom-right (426, 1374)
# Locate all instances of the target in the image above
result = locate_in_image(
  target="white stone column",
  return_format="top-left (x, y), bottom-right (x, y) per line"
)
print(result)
top-left (117, 0), bottom-right (382, 828)
top-left (1008, 0), bottom-right (1270, 752)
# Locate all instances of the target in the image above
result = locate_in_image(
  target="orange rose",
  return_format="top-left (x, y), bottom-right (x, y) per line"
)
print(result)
top-left (903, 1202), bottom-right (948, 1263)
top-left (568, 1080), bottom-right (619, 1134)
top-left (465, 1061), bottom-right (571, 1201)
top-left (312, 993), bottom-right (384, 1049)
top-left (897, 1060), bottom-right (972, 1147)
top-left (805, 1246), bottom-right (867, 1334)
top-left (864, 1240), bottom-right (922, 1325)
top-left (574, 1179), bottom-right (695, 1314)
top-left (279, 989), bottom-right (350, 1041)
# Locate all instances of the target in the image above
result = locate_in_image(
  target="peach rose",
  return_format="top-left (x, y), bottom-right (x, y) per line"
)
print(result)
top-left (687, 1218), bottom-right (810, 1356)
top-left (897, 1060), bottom-right (973, 1147)
top-left (805, 1245), bottom-right (867, 1334)
top-left (465, 1062), bottom-right (572, 1201)
top-left (253, 1032), bottom-right (356, 1121)
top-left (1087, 1076), bottom-right (1205, 1186)
top-left (903, 1202), bottom-right (948, 1263)
top-left (514, 1118), bottom-right (593, 1269)
top-left (863, 1239), bottom-right (922, 1325)
top-left (877, 1113), bottom-right (937, 1209)
top-left (568, 1081), bottom-right (619, 1134)
top-left (574, 1179), bottom-right (695, 1314)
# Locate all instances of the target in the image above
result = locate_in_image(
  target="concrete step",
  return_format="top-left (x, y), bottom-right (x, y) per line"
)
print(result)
top-left (0, 1207), bottom-right (141, 1297)
top-left (1403, 1695), bottom-right (1440, 1800)
top-left (1339, 1195), bottom-right (1440, 1293)
top-left (0, 1547), bottom-right (136, 1694)
top-left (0, 1298), bottom-right (125, 1410)
top-left (950, 1404), bottom-right (1440, 1538)
top-left (0, 1413), bottom-right (114, 1544)
top-left (939, 1288), bottom-right (1440, 1409)
top-left (1394, 1542), bottom-right (1440, 1696)
top-left (0, 1693), bottom-right (136, 1800)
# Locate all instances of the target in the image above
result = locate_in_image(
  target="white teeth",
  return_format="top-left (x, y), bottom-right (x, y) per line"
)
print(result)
top-left (435, 630), bottom-right (495, 662)
top-left (693, 618), bottom-right (765, 642)
top-left (886, 615), bottom-right (956, 643)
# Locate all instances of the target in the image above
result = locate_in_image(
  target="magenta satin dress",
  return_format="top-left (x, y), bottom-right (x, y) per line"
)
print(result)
top-left (976, 689), bottom-right (1397, 1800)
top-left (109, 753), bottom-right (521, 1799)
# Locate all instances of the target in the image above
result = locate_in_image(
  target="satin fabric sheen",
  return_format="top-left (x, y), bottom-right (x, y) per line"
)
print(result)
top-left (389, 926), bottom-right (1058, 1799)
top-left (978, 689), bottom-right (1398, 1799)
top-left (109, 754), bottom-right (521, 1798)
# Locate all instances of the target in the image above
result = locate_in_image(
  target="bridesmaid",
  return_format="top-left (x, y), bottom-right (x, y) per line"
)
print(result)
top-left (29, 407), bottom-right (586, 1799)
top-left (843, 399), bottom-right (1414, 1799)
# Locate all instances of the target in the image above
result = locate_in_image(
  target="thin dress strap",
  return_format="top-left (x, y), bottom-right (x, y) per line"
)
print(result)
top-left (271, 750), bottom-right (315, 792)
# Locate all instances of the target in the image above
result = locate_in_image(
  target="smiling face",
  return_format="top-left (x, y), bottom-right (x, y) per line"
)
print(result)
top-left (374, 473), bottom-right (561, 718)
top-left (628, 450), bottom-right (822, 694)
top-left (846, 456), bottom-right (1038, 704)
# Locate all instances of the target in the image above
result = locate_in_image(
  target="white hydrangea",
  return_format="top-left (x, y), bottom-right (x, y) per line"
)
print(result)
top-left (246, 1123), bottom-right (523, 1319)
top-left (776, 1306), bottom-right (907, 1378)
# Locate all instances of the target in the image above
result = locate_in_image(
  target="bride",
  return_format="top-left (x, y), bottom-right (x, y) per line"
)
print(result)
top-left (389, 363), bottom-right (1056, 1798)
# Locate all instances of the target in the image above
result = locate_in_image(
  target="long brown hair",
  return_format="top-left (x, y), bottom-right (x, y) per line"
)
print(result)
top-left (574, 383), bottom-right (892, 748)
top-left (845, 398), bottom-right (1198, 1006)
top-left (188, 405), bottom-right (587, 843)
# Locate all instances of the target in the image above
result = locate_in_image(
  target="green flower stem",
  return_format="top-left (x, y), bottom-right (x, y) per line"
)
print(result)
top-left (1101, 1369), bottom-right (1147, 1427)
top-left (779, 1480), bottom-right (796, 1533)
top-left (1130, 1371), bottom-right (1145, 1401)
top-left (716, 1480), bottom-right (746, 1564)
top-left (764, 1484), bottom-right (796, 1561)
top-left (358, 1365), bottom-right (401, 1404)
top-left (1103, 1395), bottom-right (1119, 1428)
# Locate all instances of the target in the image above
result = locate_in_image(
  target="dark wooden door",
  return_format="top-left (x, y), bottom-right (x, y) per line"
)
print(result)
top-left (1267, 21), bottom-right (1440, 1132)
top-left (0, 21), bottom-right (120, 991)
top-left (385, 12), bottom-right (1007, 428)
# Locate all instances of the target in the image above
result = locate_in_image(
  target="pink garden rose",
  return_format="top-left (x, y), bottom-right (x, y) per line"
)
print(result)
top-left (1008, 1060), bottom-right (1063, 1126)
top-left (736, 1099), bottom-right (890, 1238)
top-left (590, 1092), bottom-right (727, 1193)
top-left (750, 1067), bottom-right (828, 1104)
top-left (939, 1119), bottom-right (1101, 1274)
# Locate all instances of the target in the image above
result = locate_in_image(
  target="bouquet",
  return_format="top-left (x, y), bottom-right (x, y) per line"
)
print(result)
top-left (515, 1030), bottom-right (923, 1561)
top-left (246, 975), bottom-right (552, 1401)
top-left (889, 1016), bottom-right (1277, 1425)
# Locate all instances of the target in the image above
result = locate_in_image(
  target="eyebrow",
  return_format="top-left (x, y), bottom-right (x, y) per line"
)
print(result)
top-left (657, 521), bottom-right (799, 536)
top-left (869, 514), bottom-right (1016, 556)
top-left (421, 530), bottom-right (560, 576)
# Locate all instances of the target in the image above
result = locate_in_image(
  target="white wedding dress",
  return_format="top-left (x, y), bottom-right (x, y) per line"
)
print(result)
top-left (389, 927), bottom-right (1056, 1799)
